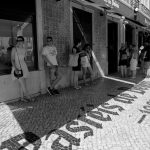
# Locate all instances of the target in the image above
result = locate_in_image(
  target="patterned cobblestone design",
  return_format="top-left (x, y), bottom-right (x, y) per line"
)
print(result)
top-left (0, 77), bottom-right (150, 150)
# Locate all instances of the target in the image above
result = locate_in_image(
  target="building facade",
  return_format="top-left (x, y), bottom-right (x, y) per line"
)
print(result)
top-left (0, 0), bottom-right (150, 102)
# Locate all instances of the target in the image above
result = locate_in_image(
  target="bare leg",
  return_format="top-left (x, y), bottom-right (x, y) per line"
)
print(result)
top-left (133, 70), bottom-right (136, 78)
top-left (120, 66), bottom-right (124, 77)
top-left (71, 70), bottom-right (74, 86)
top-left (73, 71), bottom-right (81, 89)
top-left (18, 78), bottom-right (31, 101)
top-left (87, 66), bottom-right (94, 82)
top-left (51, 67), bottom-right (62, 89)
top-left (82, 67), bottom-right (87, 85)
top-left (124, 66), bottom-right (127, 77)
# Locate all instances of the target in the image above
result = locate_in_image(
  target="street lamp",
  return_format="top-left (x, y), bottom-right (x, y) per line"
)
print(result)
top-left (134, 7), bottom-right (139, 20)
top-left (130, 0), bottom-right (141, 20)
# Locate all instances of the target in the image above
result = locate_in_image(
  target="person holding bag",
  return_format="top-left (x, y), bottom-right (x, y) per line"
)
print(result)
top-left (70, 39), bottom-right (82, 89)
top-left (11, 36), bottom-right (34, 102)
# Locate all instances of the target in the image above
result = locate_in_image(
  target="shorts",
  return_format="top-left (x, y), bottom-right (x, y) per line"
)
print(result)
top-left (119, 59), bottom-right (128, 66)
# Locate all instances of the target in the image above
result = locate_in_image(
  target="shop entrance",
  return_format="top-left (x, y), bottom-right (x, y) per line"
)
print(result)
top-left (107, 21), bottom-right (118, 74)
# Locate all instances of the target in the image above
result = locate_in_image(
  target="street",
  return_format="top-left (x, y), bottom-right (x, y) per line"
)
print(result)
top-left (0, 75), bottom-right (150, 150)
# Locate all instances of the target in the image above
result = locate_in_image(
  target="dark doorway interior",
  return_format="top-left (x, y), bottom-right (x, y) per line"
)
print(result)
top-left (125, 24), bottom-right (133, 46)
top-left (0, 0), bottom-right (35, 21)
top-left (73, 7), bottom-right (92, 48)
top-left (108, 21), bottom-right (118, 74)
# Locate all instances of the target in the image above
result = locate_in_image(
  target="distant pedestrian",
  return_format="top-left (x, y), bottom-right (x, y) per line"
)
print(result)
top-left (119, 43), bottom-right (128, 78)
top-left (130, 45), bottom-right (138, 78)
top-left (42, 36), bottom-right (62, 95)
top-left (143, 42), bottom-right (150, 77)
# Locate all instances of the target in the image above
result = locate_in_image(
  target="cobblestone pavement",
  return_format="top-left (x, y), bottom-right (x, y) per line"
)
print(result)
top-left (0, 75), bottom-right (150, 150)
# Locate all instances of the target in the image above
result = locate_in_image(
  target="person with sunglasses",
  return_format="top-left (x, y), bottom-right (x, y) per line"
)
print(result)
top-left (11, 36), bottom-right (34, 102)
top-left (42, 36), bottom-right (62, 95)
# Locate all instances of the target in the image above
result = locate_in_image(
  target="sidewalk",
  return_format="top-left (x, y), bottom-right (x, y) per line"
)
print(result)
top-left (0, 73), bottom-right (150, 150)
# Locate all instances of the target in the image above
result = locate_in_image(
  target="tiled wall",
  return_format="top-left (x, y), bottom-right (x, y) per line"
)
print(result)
top-left (41, 0), bottom-right (108, 87)
top-left (42, 0), bottom-right (71, 66)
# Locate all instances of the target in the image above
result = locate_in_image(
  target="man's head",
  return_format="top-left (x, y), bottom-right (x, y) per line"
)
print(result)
top-left (16, 36), bottom-right (24, 46)
top-left (46, 36), bottom-right (53, 45)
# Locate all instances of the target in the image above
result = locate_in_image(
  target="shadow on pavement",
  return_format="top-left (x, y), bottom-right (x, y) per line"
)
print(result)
top-left (0, 75), bottom-right (145, 149)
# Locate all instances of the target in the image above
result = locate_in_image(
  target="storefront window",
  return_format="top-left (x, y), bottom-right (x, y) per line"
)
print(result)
top-left (0, 17), bottom-right (36, 75)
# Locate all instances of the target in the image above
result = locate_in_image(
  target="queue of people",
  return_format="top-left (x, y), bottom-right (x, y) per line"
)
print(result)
top-left (11, 35), bottom-right (150, 102)
top-left (69, 39), bottom-right (94, 89)
top-left (11, 36), bottom-right (94, 102)
top-left (119, 42), bottom-right (150, 79)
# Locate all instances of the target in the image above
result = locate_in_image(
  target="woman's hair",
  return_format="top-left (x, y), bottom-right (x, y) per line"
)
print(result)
top-left (47, 36), bottom-right (53, 41)
top-left (17, 36), bottom-right (24, 42)
top-left (74, 39), bottom-right (81, 46)
top-left (83, 43), bottom-right (92, 51)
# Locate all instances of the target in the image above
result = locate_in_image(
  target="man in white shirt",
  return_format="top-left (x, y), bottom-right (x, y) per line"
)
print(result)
top-left (42, 36), bottom-right (62, 95)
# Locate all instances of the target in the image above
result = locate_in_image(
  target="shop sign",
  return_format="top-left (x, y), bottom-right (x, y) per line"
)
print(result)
top-left (104, 0), bottom-right (119, 8)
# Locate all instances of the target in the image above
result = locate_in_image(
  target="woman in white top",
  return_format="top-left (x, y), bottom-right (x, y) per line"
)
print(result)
top-left (11, 36), bottom-right (34, 102)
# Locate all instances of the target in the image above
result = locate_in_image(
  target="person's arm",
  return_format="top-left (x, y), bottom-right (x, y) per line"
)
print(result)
top-left (42, 48), bottom-right (53, 66)
top-left (11, 47), bottom-right (19, 72)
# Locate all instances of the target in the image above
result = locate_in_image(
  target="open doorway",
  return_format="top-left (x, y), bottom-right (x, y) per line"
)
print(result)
top-left (107, 21), bottom-right (118, 74)
top-left (73, 7), bottom-right (92, 48)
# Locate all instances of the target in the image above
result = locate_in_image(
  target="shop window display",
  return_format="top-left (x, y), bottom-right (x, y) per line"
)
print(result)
top-left (0, 18), bottom-right (36, 75)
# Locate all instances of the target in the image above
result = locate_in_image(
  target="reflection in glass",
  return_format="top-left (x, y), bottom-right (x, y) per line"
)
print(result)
top-left (0, 18), bottom-right (35, 75)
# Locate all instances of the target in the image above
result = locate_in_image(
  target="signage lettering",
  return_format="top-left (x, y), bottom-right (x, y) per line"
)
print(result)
top-left (50, 130), bottom-right (80, 150)
top-left (87, 110), bottom-right (112, 122)
top-left (66, 121), bottom-right (93, 139)
top-left (78, 115), bottom-right (103, 129)
top-left (113, 93), bottom-right (136, 104)
top-left (101, 102), bottom-right (125, 112)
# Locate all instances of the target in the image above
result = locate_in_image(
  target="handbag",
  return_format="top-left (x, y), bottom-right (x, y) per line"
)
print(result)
top-left (14, 48), bottom-right (23, 79)
top-left (68, 54), bottom-right (79, 67)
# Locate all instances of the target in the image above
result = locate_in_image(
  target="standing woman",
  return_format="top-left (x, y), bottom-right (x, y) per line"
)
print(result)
top-left (119, 43), bottom-right (128, 78)
top-left (81, 44), bottom-right (94, 85)
top-left (71, 39), bottom-right (82, 89)
top-left (11, 36), bottom-right (34, 102)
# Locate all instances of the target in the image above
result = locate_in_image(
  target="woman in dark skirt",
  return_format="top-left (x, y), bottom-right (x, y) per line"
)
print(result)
top-left (119, 43), bottom-right (128, 78)
top-left (71, 39), bottom-right (82, 89)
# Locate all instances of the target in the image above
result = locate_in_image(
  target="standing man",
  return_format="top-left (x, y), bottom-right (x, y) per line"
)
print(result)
top-left (42, 36), bottom-right (62, 95)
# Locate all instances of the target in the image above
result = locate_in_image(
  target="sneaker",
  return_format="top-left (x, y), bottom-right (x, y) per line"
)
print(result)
top-left (47, 87), bottom-right (55, 95)
top-left (52, 89), bottom-right (60, 95)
